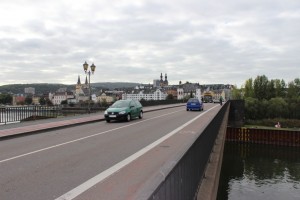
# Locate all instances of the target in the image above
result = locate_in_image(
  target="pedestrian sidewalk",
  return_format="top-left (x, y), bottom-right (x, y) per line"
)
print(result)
top-left (0, 104), bottom-right (185, 139)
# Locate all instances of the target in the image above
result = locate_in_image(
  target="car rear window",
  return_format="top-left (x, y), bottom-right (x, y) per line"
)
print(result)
top-left (188, 99), bottom-right (199, 103)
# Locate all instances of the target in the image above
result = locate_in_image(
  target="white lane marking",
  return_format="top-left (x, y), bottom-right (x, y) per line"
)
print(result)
top-left (0, 108), bottom-right (188, 164)
top-left (55, 105), bottom-right (218, 200)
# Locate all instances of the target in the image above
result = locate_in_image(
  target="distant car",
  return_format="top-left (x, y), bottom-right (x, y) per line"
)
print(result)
top-left (213, 99), bottom-right (220, 103)
top-left (104, 99), bottom-right (143, 122)
top-left (186, 98), bottom-right (204, 111)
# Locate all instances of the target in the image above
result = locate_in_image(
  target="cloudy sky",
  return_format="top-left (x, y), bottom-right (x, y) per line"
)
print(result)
top-left (0, 0), bottom-right (299, 88)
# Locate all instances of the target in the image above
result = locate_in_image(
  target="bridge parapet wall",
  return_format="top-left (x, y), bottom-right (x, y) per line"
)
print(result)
top-left (148, 102), bottom-right (230, 200)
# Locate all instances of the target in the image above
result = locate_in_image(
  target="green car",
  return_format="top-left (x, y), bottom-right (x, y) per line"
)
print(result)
top-left (104, 99), bottom-right (143, 122)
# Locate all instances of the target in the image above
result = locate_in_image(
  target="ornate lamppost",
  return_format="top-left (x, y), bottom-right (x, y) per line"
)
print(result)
top-left (83, 61), bottom-right (96, 113)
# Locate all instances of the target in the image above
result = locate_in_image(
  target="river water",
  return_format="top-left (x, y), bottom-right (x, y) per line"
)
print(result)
top-left (217, 143), bottom-right (300, 200)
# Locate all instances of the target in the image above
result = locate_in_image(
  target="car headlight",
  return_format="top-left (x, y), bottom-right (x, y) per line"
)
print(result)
top-left (104, 110), bottom-right (108, 115)
top-left (119, 111), bottom-right (126, 115)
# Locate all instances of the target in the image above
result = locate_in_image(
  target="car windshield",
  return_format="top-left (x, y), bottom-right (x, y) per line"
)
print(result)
top-left (111, 101), bottom-right (130, 108)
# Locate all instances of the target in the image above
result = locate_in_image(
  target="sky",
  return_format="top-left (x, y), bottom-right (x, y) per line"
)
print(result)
top-left (0, 0), bottom-right (299, 88)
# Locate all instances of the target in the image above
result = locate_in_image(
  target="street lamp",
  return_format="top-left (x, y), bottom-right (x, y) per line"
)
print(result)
top-left (83, 61), bottom-right (96, 113)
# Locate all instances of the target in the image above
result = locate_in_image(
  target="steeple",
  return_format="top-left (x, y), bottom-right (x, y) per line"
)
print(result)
top-left (160, 73), bottom-right (163, 81)
top-left (164, 73), bottom-right (168, 86)
top-left (75, 75), bottom-right (82, 93)
top-left (77, 75), bottom-right (81, 85)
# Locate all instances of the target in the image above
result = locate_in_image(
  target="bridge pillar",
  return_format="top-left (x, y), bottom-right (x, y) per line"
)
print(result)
top-left (228, 100), bottom-right (245, 127)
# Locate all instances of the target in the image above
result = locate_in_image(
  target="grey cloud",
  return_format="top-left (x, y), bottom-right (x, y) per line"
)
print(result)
top-left (0, 0), bottom-right (299, 87)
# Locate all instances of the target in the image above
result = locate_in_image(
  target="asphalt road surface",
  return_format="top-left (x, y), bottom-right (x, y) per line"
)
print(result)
top-left (0, 103), bottom-right (220, 200)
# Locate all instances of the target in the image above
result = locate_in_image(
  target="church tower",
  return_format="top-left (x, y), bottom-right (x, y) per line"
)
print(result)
top-left (164, 73), bottom-right (168, 86)
top-left (159, 73), bottom-right (169, 87)
top-left (75, 75), bottom-right (82, 94)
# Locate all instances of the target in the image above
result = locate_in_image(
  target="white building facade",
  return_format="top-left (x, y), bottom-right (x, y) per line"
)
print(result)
top-left (177, 86), bottom-right (202, 100)
top-left (24, 87), bottom-right (35, 95)
top-left (49, 92), bottom-right (75, 105)
top-left (122, 89), bottom-right (167, 101)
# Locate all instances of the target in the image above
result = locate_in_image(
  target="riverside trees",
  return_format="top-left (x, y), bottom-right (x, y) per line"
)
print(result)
top-left (235, 75), bottom-right (300, 127)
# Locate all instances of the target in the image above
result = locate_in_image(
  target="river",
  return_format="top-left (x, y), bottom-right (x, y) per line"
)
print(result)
top-left (217, 142), bottom-right (300, 200)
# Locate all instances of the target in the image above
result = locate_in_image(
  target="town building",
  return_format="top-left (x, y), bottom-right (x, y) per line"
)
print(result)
top-left (24, 87), bottom-right (35, 95)
top-left (122, 89), bottom-right (167, 101)
top-left (177, 82), bottom-right (201, 100)
top-left (97, 93), bottom-right (114, 104)
top-left (49, 90), bottom-right (75, 105)
top-left (12, 95), bottom-right (25, 105)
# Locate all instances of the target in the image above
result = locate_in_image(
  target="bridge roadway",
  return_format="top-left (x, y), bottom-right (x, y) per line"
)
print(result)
top-left (0, 103), bottom-right (221, 200)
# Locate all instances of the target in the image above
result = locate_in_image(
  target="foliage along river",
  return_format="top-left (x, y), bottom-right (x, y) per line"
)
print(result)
top-left (217, 142), bottom-right (300, 200)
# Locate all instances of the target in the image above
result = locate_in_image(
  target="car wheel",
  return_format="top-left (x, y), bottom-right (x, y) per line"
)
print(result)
top-left (106, 119), bottom-right (110, 123)
top-left (186, 108), bottom-right (189, 111)
top-left (126, 114), bottom-right (131, 122)
top-left (139, 111), bottom-right (143, 119)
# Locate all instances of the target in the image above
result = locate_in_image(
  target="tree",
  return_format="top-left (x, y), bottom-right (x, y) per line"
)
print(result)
top-left (244, 78), bottom-right (254, 98)
top-left (189, 91), bottom-right (194, 98)
top-left (266, 97), bottom-right (288, 118)
top-left (61, 100), bottom-right (68, 105)
top-left (286, 96), bottom-right (300, 119)
top-left (274, 79), bottom-right (286, 98)
top-left (253, 75), bottom-right (269, 100)
top-left (25, 96), bottom-right (33, 105)
top-left (294, 78), bottom-right (300, 96)
top-left (166, 94), bottom-right (174, 100)
top-left (244, 97), bottom-right (259, 120)
top-left (266, 79), bottom-right (276, 100)
top-left (0, 94), bottom-right (12, 105)
top-left (46, 99), bottom-right (53, 106)
top-left (183, 95), bottom-right (190, 102)
top-left (101, 98), bottom-right (108, 107)
top-left (286, 78), bottom-right (300, 98)
top-left (39, 97), bottom-right (46, 105)
top-left (231, 86), bottom-right (243, 100)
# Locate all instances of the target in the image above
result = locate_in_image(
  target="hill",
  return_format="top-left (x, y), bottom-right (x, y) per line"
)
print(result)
top-left (92, 82), bottom-right (140, 90)
top-left (0, 82), bottom-right (140, 95)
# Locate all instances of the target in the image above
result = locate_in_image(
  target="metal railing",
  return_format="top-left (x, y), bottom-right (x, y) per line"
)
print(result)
top-left (0, 105), bottom-right (62, 125)
top-left (148, 101), bottom-right (230, 200)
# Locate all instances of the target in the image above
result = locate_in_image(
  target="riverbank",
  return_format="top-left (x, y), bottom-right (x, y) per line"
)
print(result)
top-left (245, 118), bottom-right (300, 129)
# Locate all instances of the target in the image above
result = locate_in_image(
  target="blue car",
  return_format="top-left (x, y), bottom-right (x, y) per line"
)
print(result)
top-left (186, 98), bottom-right (204, 111)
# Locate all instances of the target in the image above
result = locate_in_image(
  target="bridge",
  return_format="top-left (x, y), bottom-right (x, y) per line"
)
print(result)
top-left (0, 102), bottom-right (230, 200)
